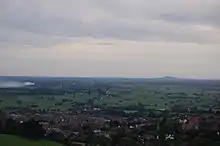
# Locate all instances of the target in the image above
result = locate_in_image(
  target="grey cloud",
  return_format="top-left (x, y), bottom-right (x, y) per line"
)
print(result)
top-left (0, 0), bottom-right (220, 46)
top-left (159, 6), bottom-right (220, 28)
top-left (96, 0), bottom-right (220, 24)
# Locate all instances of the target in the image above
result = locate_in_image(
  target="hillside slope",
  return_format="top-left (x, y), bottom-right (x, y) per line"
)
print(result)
top-left (0, 134), bottom-right (64, 146)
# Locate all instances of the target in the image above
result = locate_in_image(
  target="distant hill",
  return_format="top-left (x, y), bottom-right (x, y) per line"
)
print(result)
top-left (0, 134), bottom-right (65, 146)
top-left (151, 76), bottom-right (180, 80)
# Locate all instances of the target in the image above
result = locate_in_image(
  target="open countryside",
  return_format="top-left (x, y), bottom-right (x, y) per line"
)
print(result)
top-left (1, 76), bottom-right (220, 145)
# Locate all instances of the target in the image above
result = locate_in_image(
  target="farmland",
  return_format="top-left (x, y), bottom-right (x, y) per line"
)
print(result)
top-left (0, 76), bottom-right (220, 112)
top-left (1, 76), bottom-right (220, 146)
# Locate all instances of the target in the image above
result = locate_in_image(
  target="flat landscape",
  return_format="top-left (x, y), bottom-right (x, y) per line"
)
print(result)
top-left (0, 76), bottom-right (220, 112)
top-left (1, 76), bottom-right (220, 146)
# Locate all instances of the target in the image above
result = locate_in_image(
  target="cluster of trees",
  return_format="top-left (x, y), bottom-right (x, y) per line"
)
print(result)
top-left (0, 116), bottom-right (82, 146)
top-left (0, 118), bottom-right (45, 139)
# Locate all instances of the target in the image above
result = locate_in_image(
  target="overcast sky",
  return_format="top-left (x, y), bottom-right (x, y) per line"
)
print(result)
top-left (0, 0), bottom-right (220, 79)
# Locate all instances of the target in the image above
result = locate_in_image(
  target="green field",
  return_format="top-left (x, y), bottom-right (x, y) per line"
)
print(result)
top-left (0, 134), bottom-right (64, 146)
top-left (0, 82), bottom-right (219, 111)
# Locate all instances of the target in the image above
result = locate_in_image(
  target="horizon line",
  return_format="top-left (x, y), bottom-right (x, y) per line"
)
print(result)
top-left (0, 75), bottom-right (220, 81)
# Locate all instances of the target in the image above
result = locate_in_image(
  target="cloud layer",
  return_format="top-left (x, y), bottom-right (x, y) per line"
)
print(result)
top-left (0, 0), bottom-right (220, 78)
top-left (1, 0), bottom-right (220, 45)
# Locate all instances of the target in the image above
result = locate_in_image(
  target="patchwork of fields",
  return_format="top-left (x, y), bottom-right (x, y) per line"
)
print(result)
top-left (1, 80), bottom-right (219, 112)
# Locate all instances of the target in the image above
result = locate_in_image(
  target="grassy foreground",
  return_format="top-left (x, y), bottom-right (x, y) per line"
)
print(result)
top-left (0, 134), bottom-right (64, 146)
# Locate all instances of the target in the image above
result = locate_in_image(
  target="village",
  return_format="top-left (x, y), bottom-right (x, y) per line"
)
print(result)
top-left (1, 104), bottom-right (220, 146)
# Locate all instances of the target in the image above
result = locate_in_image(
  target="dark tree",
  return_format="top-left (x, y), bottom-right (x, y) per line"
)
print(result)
top-left (47, 131), bottom-right (66, 143)
top-left (86, 135), bottom-right (111, 146)
top-left (21, 119), bottom-right (45, 139)
top-left (4, 118), bottom-right (21, 135)
top-left (117, 137), bottom-right (141, 146)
